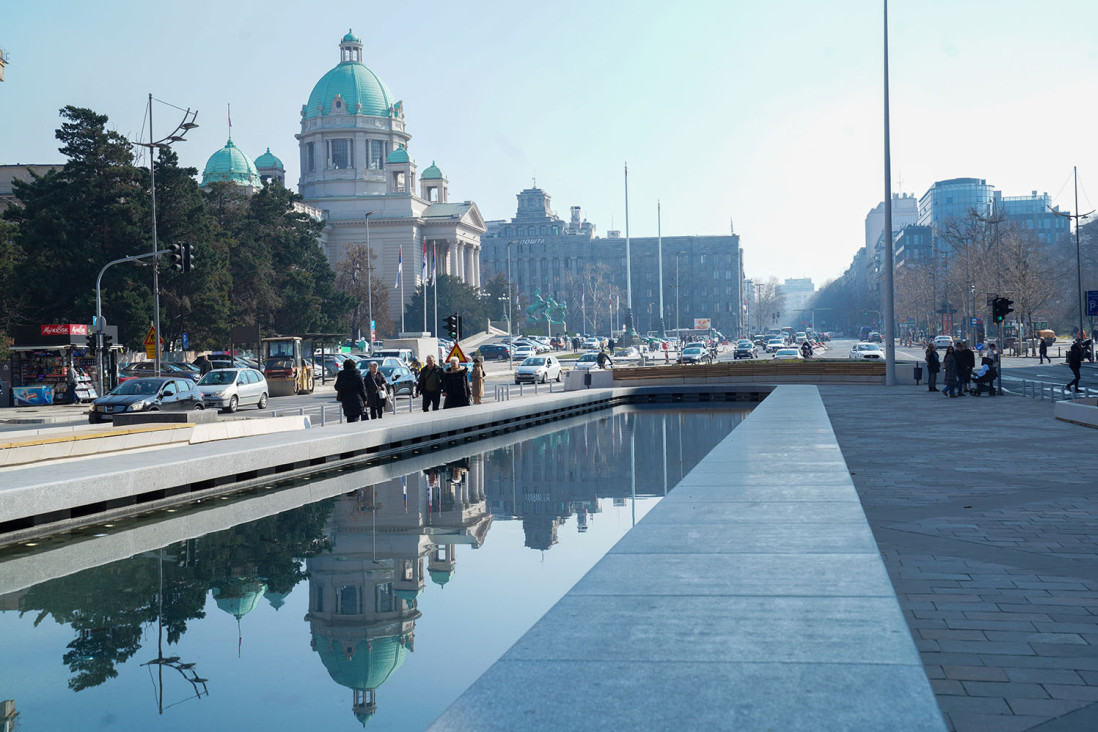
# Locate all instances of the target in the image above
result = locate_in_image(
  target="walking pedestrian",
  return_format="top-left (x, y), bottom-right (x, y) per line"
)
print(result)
top-left (363, 360), bottom-right (389, 420)
top-left (942, 345), bottom-right (959, 397)
top-left (442, 356), bottom-right (471, 408)
top-left (924, 343), bottom-right (940, 392)
top-left (471, 357), bottom-right (485, 405)
top-left (334, 358), bottom-right (367, 422)
top-left (1067, 339), bottom-right (1084, 392)
top-left (417, 354), bottom-right (443, 412)
top-left (1039, 338), bottom-right (1049, 364)
top-left (955, 341), bottom-right (975, 396)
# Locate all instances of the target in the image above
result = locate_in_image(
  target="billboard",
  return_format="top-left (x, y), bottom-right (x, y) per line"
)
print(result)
top-left (693, 318), bottom-right (711, 330)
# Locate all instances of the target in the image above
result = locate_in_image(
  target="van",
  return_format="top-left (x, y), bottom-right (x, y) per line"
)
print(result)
top-left (373, 348), bottom-right (414, 365)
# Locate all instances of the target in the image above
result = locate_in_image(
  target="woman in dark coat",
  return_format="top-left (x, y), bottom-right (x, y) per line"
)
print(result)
top-left (924, 343), bottom-right (940, 392)
top-left (334, 359), bottom-right (367, 422)
top-left (363, 360), bottom-right (389, 420)
top-left (942, 345), bottom-right (959, 398)
top-left (441, 356), bottom-right (471, 408)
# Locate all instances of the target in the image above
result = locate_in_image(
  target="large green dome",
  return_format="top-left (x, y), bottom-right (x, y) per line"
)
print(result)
top-left (201, 138), bottom-right (261, 188)
top-left (314, 634), bottom-right (410, 692)
top-left (303, 43), bottom-right (397, 120)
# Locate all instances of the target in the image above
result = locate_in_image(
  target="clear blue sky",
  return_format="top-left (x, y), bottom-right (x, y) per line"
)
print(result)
top-left (4, 0), bottom-right (1098, 286)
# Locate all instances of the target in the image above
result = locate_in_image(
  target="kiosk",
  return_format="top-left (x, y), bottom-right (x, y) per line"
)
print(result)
top-left (8, 324), bottom-right (121, 406)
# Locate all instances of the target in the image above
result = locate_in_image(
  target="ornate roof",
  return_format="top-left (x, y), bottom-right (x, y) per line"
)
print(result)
top-left (421, 161), bottom-right (444, 180)
top-left (303, 35), bottom-right (397, 120)
top-left (387, 145), bottom-right (412, 165)
top-left (254, 147), bottom-right (285, 171)
top-left (201, 138), bottom-right (261, 188)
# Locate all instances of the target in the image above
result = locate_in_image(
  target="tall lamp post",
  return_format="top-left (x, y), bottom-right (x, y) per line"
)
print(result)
top-left (506, 240), bottom-right (515, 370)
top-left (675, 250), bottom-right (687, 337)
top-left (657, 200), bottom-right (665, 337)
top-left (364, 210), bottom-right (377, 348)
top-left (134, 94), bottom-right (198, 376)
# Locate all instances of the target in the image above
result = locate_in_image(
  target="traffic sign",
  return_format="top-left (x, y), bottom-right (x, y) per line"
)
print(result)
top-left (970, 317), bottom-right (979, 327)
top-left (181, 332), bottom-right (189, 350)
top-left (143, 325), bottom-right (163, 359)
top-left (1088, 291), bottom-right (1098, 317)
top-left (446, 342), bottom-right (468, 363)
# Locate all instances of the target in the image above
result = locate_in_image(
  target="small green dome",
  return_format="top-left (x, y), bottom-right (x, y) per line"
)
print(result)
top-left (304, 36), bottom-right (397, 120)
top-left (342, 29), bottom-right (360, 43)
top-left (386, 145), bottom-right (411, 165)
top-left (201, 138), bottom-right (261, 188)
top-left (429, 568), bottom-right (453, 587)
top-left (314, 633), bottom-right (410, 692)
top-left (254, 147), bottom-right (284, 171)
top-left (421, 162), bottom-right (444, 180)
top-left (394, 588), bottom-right (421, 602)
top-left (212, 579), bottom-right (268, 619)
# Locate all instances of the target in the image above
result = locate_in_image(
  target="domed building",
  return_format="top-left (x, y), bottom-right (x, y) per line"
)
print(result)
top-left (254, 147), bottom-right (286, 186)
top-left (298, 31), bottom-right (485, 333)
top-left (201, 138), bottom-right (262, 190)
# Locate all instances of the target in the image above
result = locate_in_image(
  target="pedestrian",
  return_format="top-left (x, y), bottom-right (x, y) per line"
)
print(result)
top-left (64, 363), bottom-right (79, 404)
top-left (955, 340), bottom-right (975, 396)
top-left (1066, 339), bottom-right (1083, 392)
top-left (596, 350), bottom-right (613, 369)
top-left (800, 339), bottom-right (813, 359)
top-left (196, 354), bottom-right (213, 375)
top-left (1039, 338), bottom-right (1049, 364)
top-left (924, 343), bottom-right (940, 392)
top-left (334, 358), bottom-right (367, 422)
top-left (471, 357), bottom-right (485, 405)
top-left (363, 360), bottom-right (389, 420)
top-left (942, 345), bottom-right (959, 397)
top-left (441, 356), bottom-right (471, 408)
top-left (417, 354), bottom-right (443, 412)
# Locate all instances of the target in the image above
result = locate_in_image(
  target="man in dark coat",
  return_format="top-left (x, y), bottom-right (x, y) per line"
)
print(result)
top-left (417, 354), bottom-right (443, 412)
top-left (955, 341), bottom-right (976, 395)
top-left (1039, 338), bottom-right (1050, 364)
top-left (334, 359), bottom-right (367, 422)
top-left (1067, 340), bottom-right (1084, 392)
top-left (441, 356), bottom-right (471, 408)
top-left (924, 344), bottom-right (940, 392)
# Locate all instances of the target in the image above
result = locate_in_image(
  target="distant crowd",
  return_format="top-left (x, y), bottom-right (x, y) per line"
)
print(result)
top-left (332, 355), bottom-right (485, 422)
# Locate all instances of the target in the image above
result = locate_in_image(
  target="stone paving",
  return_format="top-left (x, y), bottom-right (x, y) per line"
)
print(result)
top-left (820, 385), bottom-right (1098, 732)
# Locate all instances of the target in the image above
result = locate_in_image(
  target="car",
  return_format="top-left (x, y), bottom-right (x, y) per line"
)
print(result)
top-left (478, 343), bottom-right (512, 361)
top-left (612, 346), bottom-right (643, 365)
top-left (849, 342), bottom-right (884, 360)
top-left (119, 361), bottom-right (202, 382)
top-left (196, 368), bottom-right (269, 412)
top-left (582, 337), bottom-right (602, 350)
top-left (795, 331), bottom-right (808, 344)
top-left (680, 345), bottom-right (712, 365)
top-left (515, 355), bottom-right (562, 384)
top-left (733, 340), bottom-right (758, 359)
top-left (573, 352), bottom-right (606, 370)
top-left (933, 335), bottom-right (953, 350)
top-left (311, 355), bottom-right (341, 377)
top-left (772, 348), bottom-right (803, 360)
top-left (867, 331), bottom-right (883, 343)
top-left (373, 348), bottom-right (414, 365)
top-left (379, 364), bottom-right (417, 396)
top-left (89, 377), bottom-right (205, 423)
top-left (512, 345), bottom-right (537, 360)
top-left (765, 338), bottom-right (785, 353)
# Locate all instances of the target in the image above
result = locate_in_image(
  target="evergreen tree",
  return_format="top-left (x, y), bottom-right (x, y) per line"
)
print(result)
top-left (403, 274), bottom-right (486, 338)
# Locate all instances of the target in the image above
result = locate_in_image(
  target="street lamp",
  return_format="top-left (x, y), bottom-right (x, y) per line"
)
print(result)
top-left (506, 240), bottom-right (515, 369)
top-left (133, 94), bottom-right (198, 376)
top-left (364, 210), bottom-right (377, 348)
top-left (675, 250), bottom-right (687, 337)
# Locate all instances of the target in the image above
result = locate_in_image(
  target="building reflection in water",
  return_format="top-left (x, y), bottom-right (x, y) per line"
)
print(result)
top-left (306, 456), bottom-right (491, 725)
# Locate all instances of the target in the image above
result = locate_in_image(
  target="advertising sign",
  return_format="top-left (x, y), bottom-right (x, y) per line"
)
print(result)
top-left (693, 318), bottom-right (712, 330)
top-left (40, 324), bottom-right (87, 336)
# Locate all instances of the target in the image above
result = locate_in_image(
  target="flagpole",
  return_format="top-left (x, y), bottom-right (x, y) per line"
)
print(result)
top-left (433, 242), bottom-right (438, 338)
top-left (657, 200), bottom-right (664, 337)
top-left (398, 244), bottom-right (405, 334)
top-left (624, 162), bottom-right (633, 340)
top-left (422, 238), bottom-right (428, 333)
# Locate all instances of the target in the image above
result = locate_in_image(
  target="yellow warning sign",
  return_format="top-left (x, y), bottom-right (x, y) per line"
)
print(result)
top-left (446, 342), bottom-right (468, 363)
top-left (143, 325), bottom-right (163, 358)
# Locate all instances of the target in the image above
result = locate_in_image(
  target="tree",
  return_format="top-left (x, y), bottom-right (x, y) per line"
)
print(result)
top-left (482, 271), bottom-right (511, 324)
top-left (751, 277), bottom-right (785, 332)
top-left (999, 223), bottom-right (1061, 348)
top-left (561, 264), bottom-right (617, 335)
top-left (334, 243), bottom-right (393, 341)
top-left (402, 274), bottom-right (486, 337)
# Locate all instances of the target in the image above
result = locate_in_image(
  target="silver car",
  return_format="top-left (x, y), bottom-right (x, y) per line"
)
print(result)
top-left (196, 368), bottom-right (269, 412)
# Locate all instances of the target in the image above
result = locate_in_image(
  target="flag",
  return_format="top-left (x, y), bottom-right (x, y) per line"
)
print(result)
top-left (421, 239), bottom-right (428, 283)
top-left (394, 245), bottom-right (402, 288)
top-left (402, 476), bottom-right (407, 513)
top-left (228, 103), bottom-right (232, 129)
top-left (431, 244), bottom-right (437, 283)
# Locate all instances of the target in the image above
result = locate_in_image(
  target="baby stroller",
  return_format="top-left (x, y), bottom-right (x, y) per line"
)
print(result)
top-left (971, 364), bottom-right (998, 396)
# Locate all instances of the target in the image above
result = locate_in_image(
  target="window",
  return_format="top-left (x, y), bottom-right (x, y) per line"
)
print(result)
top-left (505, 227), bottom-right (512, 237)
top-left (304, 142), bottom-right (315, 173)
top-left (314, 585), bottom-right (324, 612)
top-left (338, 585), bottom-right (359, 614)
top-left (368, 139), bottom-right (384, 170)
top-left (329, 139), bottom-right (354, 170)
top-left (375, 583), bottom-right (393, 613)
top-left (540, 225), bottom-right (547, 235)
top-left (552, 226), bottom-right (559, 235)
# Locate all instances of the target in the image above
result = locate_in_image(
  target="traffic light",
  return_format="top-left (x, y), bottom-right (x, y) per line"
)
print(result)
top-left (168, 242), bottom-right (183, 271)
top-left (85, 333), bottom-right (98, 355)
top-left (444, 313), bottom-right (458, 340)
top-left (102, 332), bottom-right (113, 350)
top-left (182, 241), bottom-right (196, 273)
top-left (457, 315), bottom-right (463, 340)
top-left (992, 297), bottom-right (1014, 323)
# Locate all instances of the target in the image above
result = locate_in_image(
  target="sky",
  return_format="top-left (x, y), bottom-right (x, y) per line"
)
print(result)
top-left (4, 0), bottom-right (1098, 287)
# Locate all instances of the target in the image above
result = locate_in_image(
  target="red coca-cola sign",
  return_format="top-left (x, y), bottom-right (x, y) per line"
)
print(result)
top-left (41, 324), bottom-right (87, 336)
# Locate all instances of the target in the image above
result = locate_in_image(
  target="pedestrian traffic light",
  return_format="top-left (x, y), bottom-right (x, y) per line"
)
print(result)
top-left (992, 297), bottom-right (1014, 323)
top-left (168, 242), bottom-right (183, 271)
top-left (85, 333), bottom-right (98, 354)
top-left (182, 241), bottom-right (195, 273)
top-left (102, 332), bottom-right (113, 350)
top-left (444, 313), bottom-right (458, 340)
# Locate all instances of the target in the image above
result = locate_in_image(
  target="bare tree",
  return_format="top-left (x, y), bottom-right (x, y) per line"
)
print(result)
top-left (334, 244), bottom-right (392, 342)
top-left (751, 276), bottom-right (785, 332)
top-left (999, 223), bottom-right (1063, 350)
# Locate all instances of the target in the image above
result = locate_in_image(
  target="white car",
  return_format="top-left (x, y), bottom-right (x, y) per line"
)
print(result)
top-left (765, 339), bottom-right (785, 353)
top-left (613, 347), bottom-right (643, 365)
top-left (515, 355), bottom-right (562, 384)
top-left (196, 368), bottom-right (269, 412)
top-left (772, 348), bottom-right (803, 360)
top-left (582, 337), bottom-right (602, 350)
top-left (574, 352), bottom-right (607, 370)
top-left (512, 345), bottom-right (537, 360)
top-left (849, 342), bottom-right (884, 360)
top-left (933, 335), bottom-right (953, 350)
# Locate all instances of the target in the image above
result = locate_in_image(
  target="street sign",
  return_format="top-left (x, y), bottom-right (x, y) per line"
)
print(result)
top-left (446, 342), bottom-right (468, 363)
top-left (181, 332), bottom-right (188, 350)
top-left (143, 325), bottom-right (163, 359)
top-left (1088, 290), bottom-right (1098, 317)
top-left (970, 317), bottom-right (978, 327)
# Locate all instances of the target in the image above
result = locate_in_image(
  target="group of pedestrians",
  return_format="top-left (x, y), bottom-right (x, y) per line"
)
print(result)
top-left (333, 354), bottom-right (486, 423)
top-left (926, 340), bottom-right (999, 398)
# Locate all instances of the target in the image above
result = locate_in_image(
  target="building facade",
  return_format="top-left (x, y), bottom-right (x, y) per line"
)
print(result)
top-left (481, 186), bottom-right (745, 337)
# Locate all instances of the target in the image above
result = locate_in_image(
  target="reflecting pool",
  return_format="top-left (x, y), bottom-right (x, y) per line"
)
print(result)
top-left (0, 405), bottom-right (746, 730)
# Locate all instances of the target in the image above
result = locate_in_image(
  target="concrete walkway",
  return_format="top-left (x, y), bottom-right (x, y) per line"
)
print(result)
top-left (820, 385), bottom-right (1098, 732)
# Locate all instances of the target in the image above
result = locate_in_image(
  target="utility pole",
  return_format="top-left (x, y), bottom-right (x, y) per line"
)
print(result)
top-left (881, 0), bottom-right (897, 385)
top-left (1049, 167), bottom-right (1093, 342)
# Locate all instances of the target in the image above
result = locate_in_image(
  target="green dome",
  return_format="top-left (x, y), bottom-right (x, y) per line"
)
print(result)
top-left (342, 29), bottom-right (360, 43)
top-left (254, 147), bottom-right (284, 171)
top-left (303, 42), bottom-right (397, 120)
top-left (212, 579), bottom-right (268, 619)
top-left (394, 588), bottom-right (422, 602)
top-left (201, 138), bottom-right (261, 188)
top-left (429, 568), bottom-right (453, 587)
top-left (314, 634), bottom-right (410, 692)
top-left (387, 145), bottom-right (411, 164)
top-left (421, 162), bottom-right (444, 180)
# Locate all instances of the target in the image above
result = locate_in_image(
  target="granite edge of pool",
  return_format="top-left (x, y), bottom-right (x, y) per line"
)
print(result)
top-left (427, 384), bottom-right (947, 732)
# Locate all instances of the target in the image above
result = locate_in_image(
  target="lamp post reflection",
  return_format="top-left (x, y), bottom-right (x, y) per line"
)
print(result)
top-left (142, 548), bottom-right (207, 714)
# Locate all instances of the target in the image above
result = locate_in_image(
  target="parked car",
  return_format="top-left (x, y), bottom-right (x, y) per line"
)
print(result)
top-left (379, 363), bottom-right (418, 396)
top-left (733, 340), bottom-right (758, 359)
top-left (612, 347), bottom-right (643, 365)
top-left (867, 331), bottom-right (883, 343)
top-left (512, 345), bottom-right (537, 360)
top-left (478, 343), bottom-right (512, 361)
top-left (89, 377), bottom-right (204, 423)
top-left (515, 355), bottom-right (562, 384)
top-left (373, 348), bottom-right (414, 365)
top-left (849, 342), bottom-right (884, 360)
top-left (933, 335), bottom-right (953, 350)
top-left (573, 352), bottom-right (605, 370)
top-left (119, 361), bottom-right (202, 382)
top-left (680, 345), bottom-right (712, 365)
top-left (196, 368), bottom-right (269, 412)
top-left (772, 348), bottom-right (803, 360)
top-left (582, 337), bottom-right (602, 350)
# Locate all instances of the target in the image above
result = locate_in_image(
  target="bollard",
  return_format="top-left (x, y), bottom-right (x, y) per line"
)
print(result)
top-left (321, 405), bottom-right (326, 427)
top-left (298, 407), bottom-right (305, 416)
top-left (534, 382), bottom-right (539, 395)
